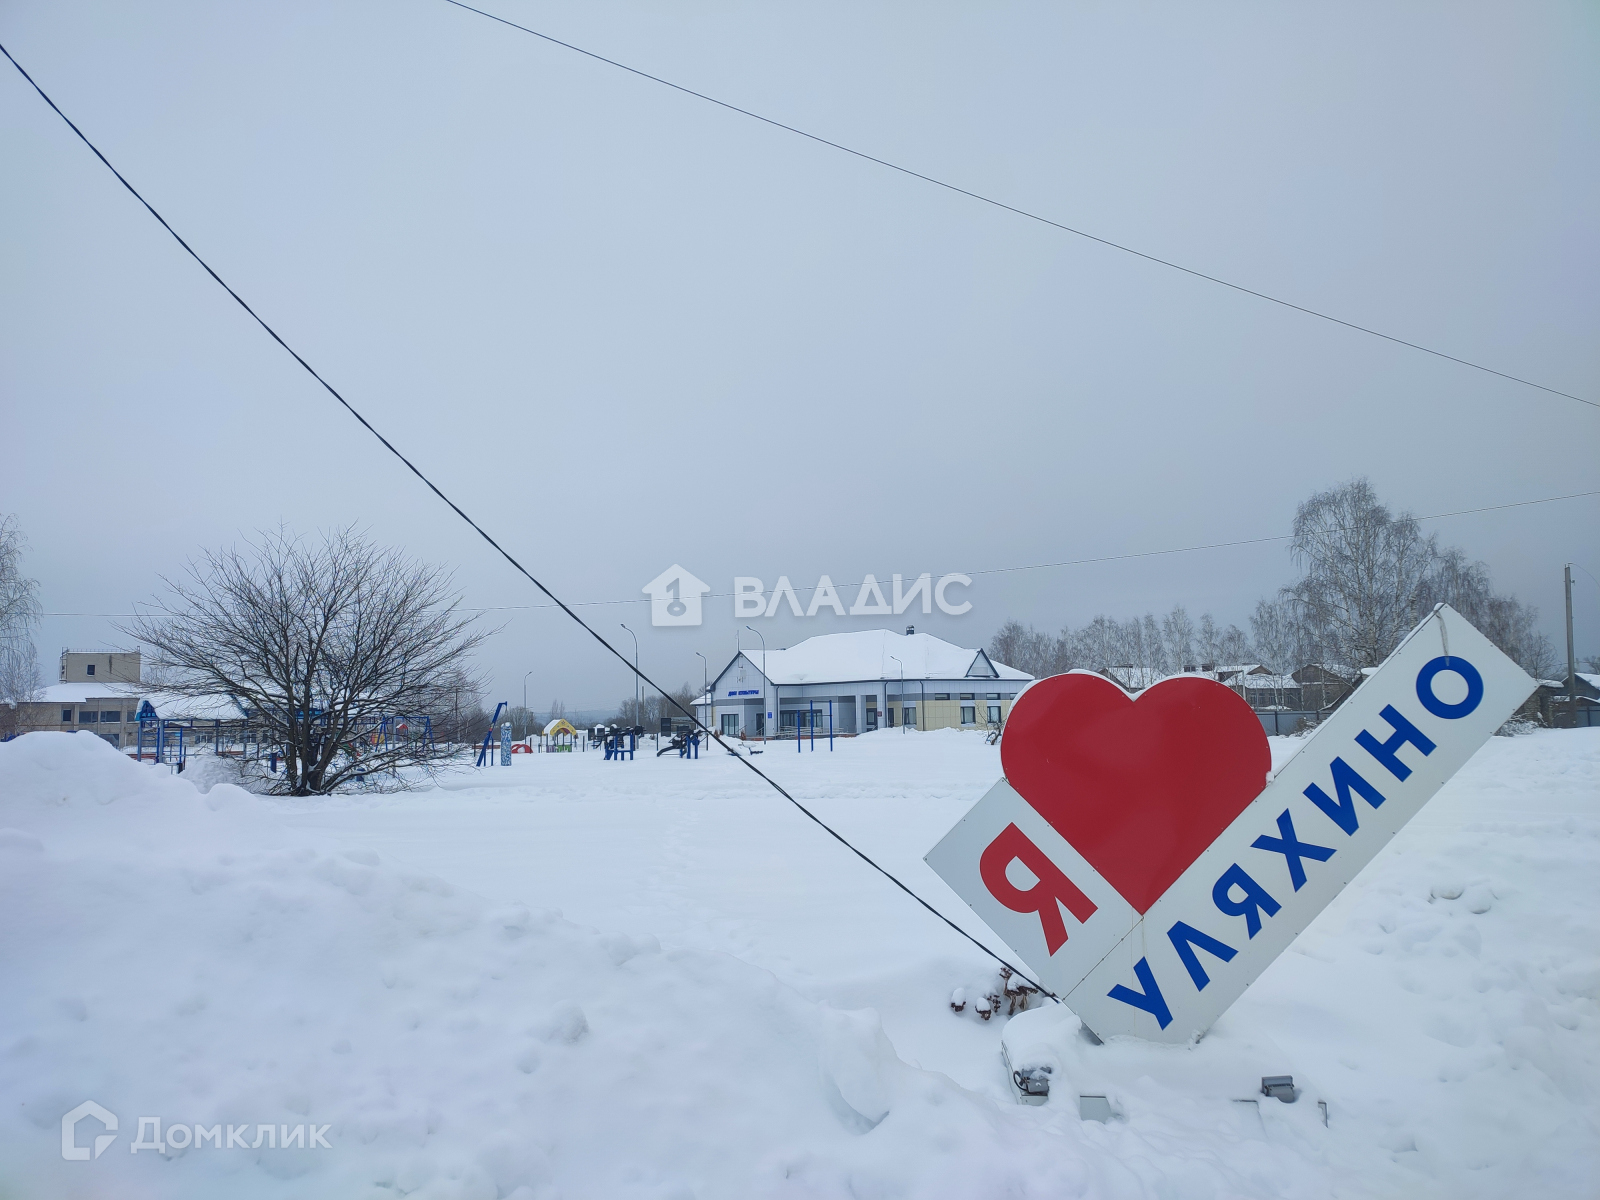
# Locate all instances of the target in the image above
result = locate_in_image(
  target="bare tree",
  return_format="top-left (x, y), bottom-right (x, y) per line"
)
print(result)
top-left (613, 681), bottom-right (698, 731)
top-left (1249, 597), bottom-right (1297, 707)
top-left (988, 620), bottom-right (1066, 679)
top-left (1215, 622), bottom-right (1250, 666)
top-left (123, 528), bottom-right (490, 795)
top-left (1284, 478), bottom-right (1437, 670)
top-left (1161, 605), bottom-right (1197, 672)
top-left (0, 514), bottom-right (43, 719)
top-left (1196, 613), bottom-right (1221, 668)
top-left (1415, 547), bottom-right (1556, 679)
top-left (988, 619), bottom-right (1032, 674)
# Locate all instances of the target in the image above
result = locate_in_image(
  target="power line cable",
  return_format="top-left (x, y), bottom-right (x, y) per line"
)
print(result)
top-left (437, 0), bottom-right (1597, 413)
top-left (456, 488), bottom-right (1600, 613)
top-left (0, 40), bottom-right (1054, 999)
top-left (35, 487), bottom-right (1600, 617)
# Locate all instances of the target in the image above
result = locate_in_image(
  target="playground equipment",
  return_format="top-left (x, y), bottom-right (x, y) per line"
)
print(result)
top-left (656, 729), bottom-right (702, 758)
top-left (475, 703), bottom-right (508, 767)
top-left (540, 718), bottom-right (578, 752)
top-left (795, 700), bottom-right (835, 753)
top-left (590, 723), bottom-right (643, 761)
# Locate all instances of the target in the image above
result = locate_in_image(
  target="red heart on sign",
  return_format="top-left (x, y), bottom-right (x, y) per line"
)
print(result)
top-left (1000, 672), bottom-right (1270, 914)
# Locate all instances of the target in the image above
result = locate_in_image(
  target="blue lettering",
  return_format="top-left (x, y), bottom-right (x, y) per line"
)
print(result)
top-left (1355, 704), bottom-right (1436, 781)
top-left (1107, 957), bottom-right (1173, 1029)
top-left (1167, 921), bottom-right (1237, 990)
top-left (1416, 656), bottom-right (1483, 720)
top-left (1212, 864), bottom-right (1281, 937)
top-left (1302, 756), bottom-right (1386, 835)
top-left (1251, 810), bottom-right (1335, 891)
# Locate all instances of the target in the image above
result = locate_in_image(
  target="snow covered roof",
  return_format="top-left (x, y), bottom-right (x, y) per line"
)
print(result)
top-left (140, 692), bottom-right (249, 721)
top-left (727, 629), bottom-right (1030, 687)
top-left (25, 682), bottom-right (145, 705)
top-left (1229, 673), bottom-right (1300, 691)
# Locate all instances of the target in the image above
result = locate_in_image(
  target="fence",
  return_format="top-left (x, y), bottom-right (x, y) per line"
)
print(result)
top-left (1255, 711), bottom-right (1323, 736)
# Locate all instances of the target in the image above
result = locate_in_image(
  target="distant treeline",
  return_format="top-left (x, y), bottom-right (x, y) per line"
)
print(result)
top-left (989, 479), bottom-right (1556, 683)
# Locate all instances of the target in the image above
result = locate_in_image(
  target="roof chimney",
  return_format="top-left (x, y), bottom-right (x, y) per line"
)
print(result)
top-left (905, 625), bottom-right (915, 636)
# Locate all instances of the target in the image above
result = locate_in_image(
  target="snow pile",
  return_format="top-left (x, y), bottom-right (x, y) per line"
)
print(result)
top-left (2, 730), bottom-right (1596, 1198)
top-left (0, 734), bottom-right (1239, 1198)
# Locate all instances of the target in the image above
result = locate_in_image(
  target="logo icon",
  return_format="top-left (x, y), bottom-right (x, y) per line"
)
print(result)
top-left (62, 1100), bottom-right (118, 1160)
top-left (642, 565), bottom-right (710, 627)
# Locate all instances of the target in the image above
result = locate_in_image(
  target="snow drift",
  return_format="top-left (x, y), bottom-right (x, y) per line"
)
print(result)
top-left (2, 730), bottom-right (1596, 1198)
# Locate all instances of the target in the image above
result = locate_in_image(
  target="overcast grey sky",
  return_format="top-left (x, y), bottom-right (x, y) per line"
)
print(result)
top-left (3, 0), bottom-right (1597, 712)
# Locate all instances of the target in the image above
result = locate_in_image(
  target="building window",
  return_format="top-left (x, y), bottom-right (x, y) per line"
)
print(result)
top-left (988, 704), bottom-right (1002, 724)
top-left (865, 707), bottom-right (878, 730)
top-left (721, 713), bottom-right (739, 736)
top-left (886, 707), bottom-right (895, 727)
top-left (101, 732), bottom-right (120, 748)
top-left (101, 711), bottom-right (122, 724)
top-left (934, 693), bottom-right (950, 701)
top-left (78, 711), bottom-right (97, 724)
top-left (959, 693), bottom-right (974, 701)
top-left (961, 705), bottom-right (975, 725)
top-left (86, 663), bottom-right (96, 676)
top-left (902, 705), bottom-right (916, 727)
top-left (986, 693), bottom-right (1000, 700)
top-left (62, 707), bottom-right (74, 722)
top-left (1002, 693), bottom-right (1015, 700)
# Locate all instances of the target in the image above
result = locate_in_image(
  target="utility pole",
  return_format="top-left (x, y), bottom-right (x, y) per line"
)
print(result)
top-left (620, 624), bottom-right (639, 728)
top-left (694, 651), bottom-right (707, 734)
top-left (1566, 563), bottom-right (1578, 705)
top-left (745, 625), bottom-right (767, 742)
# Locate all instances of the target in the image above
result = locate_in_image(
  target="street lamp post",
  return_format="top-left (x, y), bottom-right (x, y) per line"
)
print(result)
top-left (745, 625), bottom-right (767, 742)
top-left (620, 624), bottom-right (639, 730)
top-left (522, 669), bottom-right (534, 739)
top-left (694, 651), bottom-right (707, 734)
top-left (889, 655), bottom-right (904, 734)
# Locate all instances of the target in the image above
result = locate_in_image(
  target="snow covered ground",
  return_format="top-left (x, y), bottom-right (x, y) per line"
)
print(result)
top-left (2, 726), bottom-right (1596, 1198)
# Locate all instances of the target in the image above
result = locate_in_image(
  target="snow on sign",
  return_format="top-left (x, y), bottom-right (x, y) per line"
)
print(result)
top-left (926, 605), bottom-right (1536, 1043)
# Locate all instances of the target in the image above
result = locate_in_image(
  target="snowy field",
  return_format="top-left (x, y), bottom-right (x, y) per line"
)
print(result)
top-left (2, 726), bottom-right (1596, 1198)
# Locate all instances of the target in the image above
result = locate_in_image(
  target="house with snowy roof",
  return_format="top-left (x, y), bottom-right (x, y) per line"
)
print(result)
top-left (694, 626), bottom-right (1031, 738)
top-left (3, 649), bottom-right (247, 750)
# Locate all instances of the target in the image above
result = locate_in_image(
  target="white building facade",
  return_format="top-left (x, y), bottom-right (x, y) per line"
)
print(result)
top-left (695, 627), bottom-right (1032, 738)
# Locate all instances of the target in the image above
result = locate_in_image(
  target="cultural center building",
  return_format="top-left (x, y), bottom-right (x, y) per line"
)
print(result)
top-left (695, 627), bottom-right (1032, 738)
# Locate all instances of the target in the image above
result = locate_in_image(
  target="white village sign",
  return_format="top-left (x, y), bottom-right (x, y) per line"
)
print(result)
top-left (926, 605), bottom-right (1536, 1042)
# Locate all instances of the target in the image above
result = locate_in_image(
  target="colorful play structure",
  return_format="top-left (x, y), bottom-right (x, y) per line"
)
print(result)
top-left (539, 718), bottom-right (578, 751)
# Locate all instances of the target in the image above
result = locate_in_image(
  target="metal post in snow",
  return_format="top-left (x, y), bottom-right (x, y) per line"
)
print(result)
top-left (828, 699), bottom-right (834, 751)
top-left (809, 700), bottom-right (815, 751)
top-left (745, 625), bottom-right (767, 743)
top-left (1566, 564), bottom-right (1578, 707)
top-left (695, 651), bottom-right (707, 744)
top-left (621, 623), bottom-right (639, 729)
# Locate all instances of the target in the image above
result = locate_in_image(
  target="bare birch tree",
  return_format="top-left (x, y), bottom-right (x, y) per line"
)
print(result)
top-left (0, 514), bottom-right (43, 720)
top-left (1249, 597), bottom-right (1297, 707)
top-left (1161, 605), bottom-right (1197, 673)
top-left (1284, 478), bottom-right (1437, 669)
top-left (123, 528), bottom-right (490, 795)
top-left (1416, 547), bottom-right (1556, 678)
